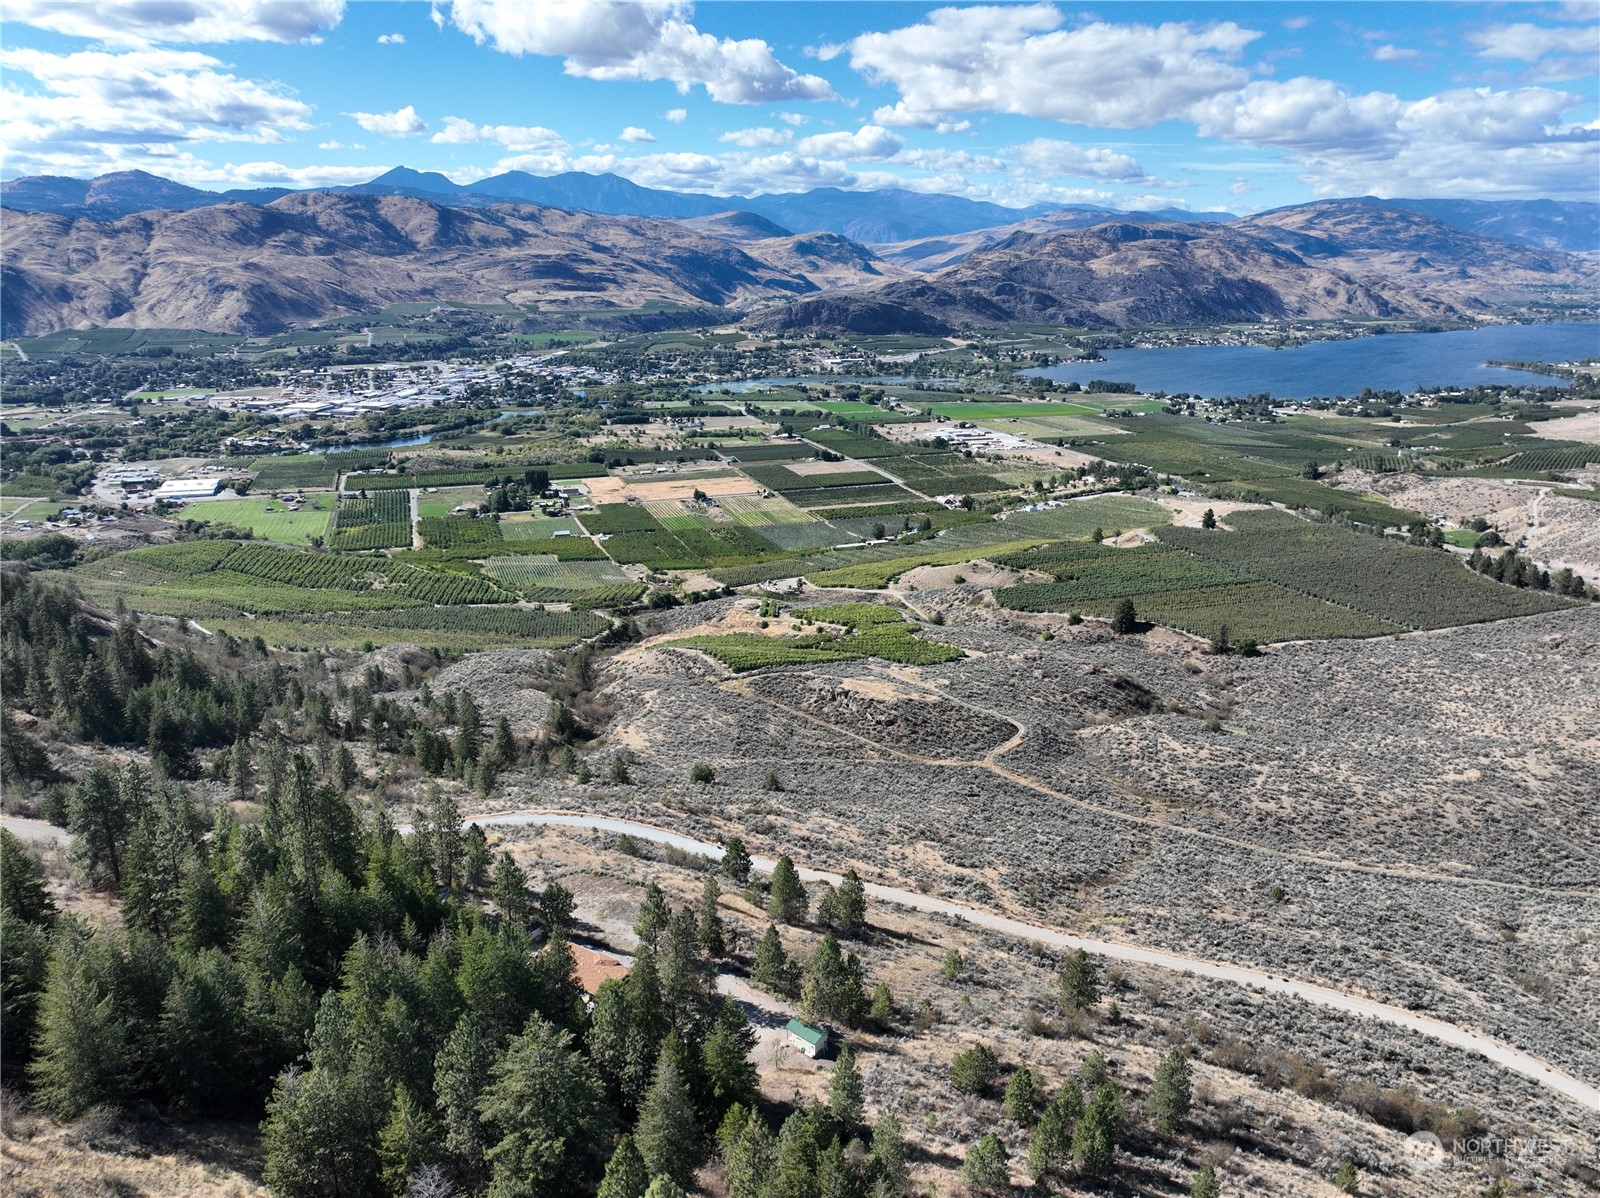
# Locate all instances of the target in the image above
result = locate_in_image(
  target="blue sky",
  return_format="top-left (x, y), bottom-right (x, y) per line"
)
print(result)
top-left (3, 1), bottom-right (1597, 213)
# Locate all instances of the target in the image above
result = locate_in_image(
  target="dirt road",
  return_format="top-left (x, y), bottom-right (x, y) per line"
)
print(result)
top-left (471, 809), bottom-right (1600, 1113)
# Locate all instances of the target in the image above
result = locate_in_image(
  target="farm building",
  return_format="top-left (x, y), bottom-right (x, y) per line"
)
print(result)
top-left (785, 1018), bottom-right (830, 1059)
top-left (153, 478), bottom-right (223, 500)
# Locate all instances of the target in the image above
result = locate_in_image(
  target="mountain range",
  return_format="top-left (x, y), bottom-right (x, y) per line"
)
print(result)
top-left (2, 171), bottom-right (1595, 339)
top-left (6, 167), bottom-right (1596, 253)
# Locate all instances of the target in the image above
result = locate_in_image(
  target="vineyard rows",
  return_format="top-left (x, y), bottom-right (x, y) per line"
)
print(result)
top-left (418, 516), bottom-right (504, 550)
top-left (330, 489), bottom-right (411, 550)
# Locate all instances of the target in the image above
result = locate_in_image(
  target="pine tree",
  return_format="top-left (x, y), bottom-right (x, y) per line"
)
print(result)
top-left (643, 1177), bottom-right (688, 1198)
top-left (1026, 1083), bottom-right (1082, 1181)
top-left (68, 761), bottom-right (142, 889)
top-left (378, 1085), bottom-right (443, 1197)
top-left (768, 1109), bottom-right (821, 1198)
top-left (490, 851), bottom-right (532, 925)
top-left (752, 924), bottom-right (794, 996)
top-left (598, 1135), bottom-right (651, 1198)
top-left (768, 855), bottom-right (807, 924)
top-left (1071, 1082), bottom-right (1118, 1182)
top-left (540, 880), bottom-right (576, 937)
top-left (433, 1014), bottom-right (496, 1187)
top-left (1002, 1066), bottom-right (1039, 1124)
top-left (831, 868), bottom-right (867, 935)
top-left (1110, 597), bottom-right (1138, 635)
top-left (870, 1109), bottom-right (908, 1196)
top-left (1191, 1164), bottom-right (1221, 1198)
top-left (158, 948), bottom-right (247, 1112)
top-left (635, 880), bottom-right (670, 945)
top-left (1201, 507), bottom-right (1217, 529)
top-left (870, 982), bottom-right (895, 1025)
top-left (478, 1013), bottom-right (606, 1197)
top-left (463, 825), bottom-right (490, 889)
top-left (698, 876), bottom-right (726, 958)
top-left (1147, 1048), bottom-right (1193, 1136)
top-left (228, 736), bottom-right (254, 802)
top-left (721, 836), bottom-right (752, 884)
top-left (800, 932), bottom-right (867, 1028)
top-left (1059, 949), bottom-right (1101, 1011)
top-left (827, 1041), bottom-right (864, 1134)
top-left (28, 937), bottom-right (131, 1118)
top-left (635, 1051), bottom-right (701, 1188)
top-left (1, 828), bottom-right (55, 925)
top-left (701, 999), bottom-right (758, 1119)
top-left (951, 1043), bottom-right (1000, 1094)
top-left (959, 1133), bottom-right (1010, 1194)
top-left (717, 1107), bottom-right (773, 1198)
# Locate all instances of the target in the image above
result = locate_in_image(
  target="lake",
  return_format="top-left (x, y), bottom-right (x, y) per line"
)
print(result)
top-left (1026, 322), bottom-right (1600, 400)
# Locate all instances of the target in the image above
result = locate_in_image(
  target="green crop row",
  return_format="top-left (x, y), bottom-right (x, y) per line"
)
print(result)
top-left (418, 516), bottom-right (504, 550)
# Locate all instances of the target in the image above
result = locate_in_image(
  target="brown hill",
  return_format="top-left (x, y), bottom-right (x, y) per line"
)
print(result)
top-left (0, 192), bottom-right (893, 336)
top-left (752, 220), bottom-right (1476, 333)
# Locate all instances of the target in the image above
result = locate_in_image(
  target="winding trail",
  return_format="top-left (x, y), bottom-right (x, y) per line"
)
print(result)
top-left (479, 808), bottom-right (1600, 1113)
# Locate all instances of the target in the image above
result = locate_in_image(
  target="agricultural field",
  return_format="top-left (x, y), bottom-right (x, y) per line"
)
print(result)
top-left (481, 555), bottom-right (644, 605)
top-left (184, 494), bottom-right (335, 545)
top-left (499, 513), bottom-right (585, 541)
top-left (418, 515), bottom-right (504, 550)
top-left (670, 601), bottom-right (963, 669)
top-left (416, 485), bottom-right (486, 517)
top-left (68, 539), bottom-right (514, 619)
top-left (329, 489), bottom-right (411, 550)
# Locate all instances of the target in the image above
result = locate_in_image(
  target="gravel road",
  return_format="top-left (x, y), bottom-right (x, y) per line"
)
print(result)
top-left (469, 808), bottom-right (1600, 1114)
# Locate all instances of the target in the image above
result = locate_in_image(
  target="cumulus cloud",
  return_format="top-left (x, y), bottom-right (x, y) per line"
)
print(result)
top-left (1370, 44), bottom-right (1418, 61)
top-left (1011, 138), bottom-right (1157, 183)
top-left (378, 33), bottom-right (405, 45)
top-left (0, 46), bottom-right (313, 177)
top-left (849, 5), bottom-right (1258, 129)
top-left (429, 117), bottom-right (567, 152)
top-left (1197, 79), bottom-right (1599, 197)
top-left (793, 124), bottom-right (904, 159)
top-left (663, 107), bottom-right (688, 123)
top-left (778, 112), bottom-right (809, 126)
top-left (4, 0), bottom-right (345, 45)
top-left (719, 127), bottom-right (792, 147)
top-left (444, 0), bottom-right (834, 103)
top-left (619, 126), bottom-right (656, 143)
top-left (349, 105), bottom-right (428, 137)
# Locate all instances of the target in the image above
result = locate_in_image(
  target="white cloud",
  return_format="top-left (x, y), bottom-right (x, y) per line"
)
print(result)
top-left (664, 107), bottom-right (688, 123)
top-left (0, 46), bottom-right (313, 175)
top-left (1465, 21), bottom-right (1599, 82)
top-left (849, 5), bottom-right (1259, 129)
top-left (429, 117), bottom-right (567, 152)
top-left (720, 127), bottom-right (792, 148)
top-left (1197, 79), bottom-right (1599, 198)
top-left (317, 139), bottom-right (364, 150)
top-left (445, 0), bottom-right (834, 103)
top-left (195, 160), bottom-right (388, 188)
top-left (1011, 138), bottom-right (1156, 183)
top-left (377, 33), bottom-right (406, 45)
top-left (619, 126), bottom-right (656, 143)
top-left (778, 112), bottom-right (809, 126)
top-left (1370, 44), bottom-right (1418, 61)
top-left (349, 105), bottom-right (428, 137)
top-left (794, 124), bottom-right (904, 160)
top-left (3, 0), bottom-right (345, 46)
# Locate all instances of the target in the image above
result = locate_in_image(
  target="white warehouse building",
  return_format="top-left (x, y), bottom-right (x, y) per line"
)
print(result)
top-left (152, 478), bottom-right (223, 500)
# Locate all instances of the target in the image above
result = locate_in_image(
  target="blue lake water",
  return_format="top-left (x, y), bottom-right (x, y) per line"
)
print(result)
top-left (315, 433), bottom-right (435, 453)
top-left (1026, 322), bottom-right (1600, 400)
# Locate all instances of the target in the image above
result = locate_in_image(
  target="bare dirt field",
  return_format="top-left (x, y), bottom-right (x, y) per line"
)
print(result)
top-left (1525, 409), bottom-right (1600, 444)
top-left (584, 472), bottom-right (759, 504)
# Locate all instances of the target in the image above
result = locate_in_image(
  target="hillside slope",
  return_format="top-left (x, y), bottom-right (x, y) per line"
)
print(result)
top-left (0, 192), bottom-right (891, 336)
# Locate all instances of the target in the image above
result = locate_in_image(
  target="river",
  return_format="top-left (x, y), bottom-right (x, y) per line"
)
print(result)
top-left (1026, 322), bottom-right (1600, 399)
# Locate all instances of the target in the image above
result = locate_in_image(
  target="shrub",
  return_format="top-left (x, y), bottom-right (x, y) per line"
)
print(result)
top-left (689, 763), bottom-right (715, 784)
top-left (951, 1044), bottom-right (999, 1094)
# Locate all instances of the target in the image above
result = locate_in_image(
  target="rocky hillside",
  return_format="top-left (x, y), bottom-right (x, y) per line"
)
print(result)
top-left (755, 205), bottom-right (1600, 334)
top-left (1238, 199), bottom-right (1600, 307)
top-left (753, 220), bottom-right (1477, 334)
top-left (0, 192), bottom-right (893, 336)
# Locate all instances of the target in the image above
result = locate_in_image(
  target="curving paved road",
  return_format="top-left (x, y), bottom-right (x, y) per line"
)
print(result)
top-left (477, 809), bottom-right (1600, 1113)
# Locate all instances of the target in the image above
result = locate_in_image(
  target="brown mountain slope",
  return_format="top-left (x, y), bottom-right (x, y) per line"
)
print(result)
top-left (1238, 199), bottom-right (1600, 308)
top-left (752, 220), bottom-right (1473, 333)
top-left (0, 192), bottom-right (892, 336)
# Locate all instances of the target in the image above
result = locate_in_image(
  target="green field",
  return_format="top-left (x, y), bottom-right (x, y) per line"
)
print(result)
top-left (186, 495), bottom-right (334, 545)
top-left (991, 508), bottom-right (1576, 640)
top-left (673, 602), bottom-right (962, 670)
top-left (418, 486), bottom-right (486, 517)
